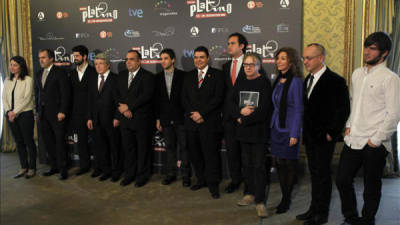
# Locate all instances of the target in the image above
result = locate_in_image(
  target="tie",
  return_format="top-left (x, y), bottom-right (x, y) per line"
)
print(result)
top-left (41, 69), bottom-right (49, 88)
top-left (99, 75), bottom-right (105, 92)
top-left (128, 72), bottom-right (134, 88)
top-left (198, 70), bottom-right (204, 88)
top-left (231, 59), bottom-right (237, 85)
top-left (306, 75), bottom-right (314, 96)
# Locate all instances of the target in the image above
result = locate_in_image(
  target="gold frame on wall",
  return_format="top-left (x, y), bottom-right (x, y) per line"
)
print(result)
top-left (344, 0), bottom-right (356, 84)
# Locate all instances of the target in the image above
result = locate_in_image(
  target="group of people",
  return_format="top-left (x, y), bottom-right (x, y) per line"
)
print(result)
top-left (3, 31), bottom-right (399, 225)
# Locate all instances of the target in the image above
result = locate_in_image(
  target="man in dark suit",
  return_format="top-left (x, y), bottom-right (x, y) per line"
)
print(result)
top-left (296, 43), bottom-right (350, 225)
top-left (70, 45), bottom-right (97, 176)
top-left (182, 46), bottom-right (225, 199)
top-left (87, 52), bottom-right (122, 182)
top-left (117, 50), bottom-right (154, 187)
top-left (154, 48), bottom-right (191, 187)
top-left (222, 33), bottom-right (247, 193)
top-left (34, 49), bottom-right (71, 180)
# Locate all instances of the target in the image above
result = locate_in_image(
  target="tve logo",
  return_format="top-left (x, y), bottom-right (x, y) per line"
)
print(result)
top-left (128, 8), bottom-right (143, 18)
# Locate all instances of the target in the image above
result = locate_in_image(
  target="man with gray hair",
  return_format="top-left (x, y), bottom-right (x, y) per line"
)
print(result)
top-left (296, 43), bottom-right (350, 225)
top-left (87, 52), bottom-right (122, 182)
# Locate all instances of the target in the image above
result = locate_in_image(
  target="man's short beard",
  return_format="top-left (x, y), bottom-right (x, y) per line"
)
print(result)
top-left (74, 60), bottom-right (83, 66)
top-left (365, 52), bottom-right (383, 66)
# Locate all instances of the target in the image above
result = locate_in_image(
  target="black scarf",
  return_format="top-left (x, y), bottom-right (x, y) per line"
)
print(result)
top-left (272, 71), bottom-right (294, 128)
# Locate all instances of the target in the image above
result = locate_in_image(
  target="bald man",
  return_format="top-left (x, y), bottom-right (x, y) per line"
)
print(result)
top-left (296, 43), bottom-right (350, 225)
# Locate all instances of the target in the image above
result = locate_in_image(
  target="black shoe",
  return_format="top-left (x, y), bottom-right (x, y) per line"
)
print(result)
top-left (211, 193), bottom-right (220, 199)
top-left (297, 209), bottom-right (313, 221)
top-left (120, 178), bottom-right (133, 186)
top-left (224, 182), bottom-right (241, 193)
top-left (42, 169), bottom-right (59, 176)
top-left (162, 176), bottom-right (177, 185)
top-left (135, 180), bottom-right (147, 187)
top-left (14, 170), bottom-right (27, 179)
top-left (276, 200), bottom-right (291, 214)
top-left (182, 177), bottom-right (191, 187)
top-left (304, 215), bottom-right (328, 225)
top-left (59, 171), bottom-right (68, 180)
top-left (340, 217), bottom-right (359, 225)
top-left (91, 170), bottom-right (102, 178)
top-left (99, 173), bottom-right (111, 181)
top-left (111, 174), bottom-right (121, 182)
top-left (76, 168), bottom-right (90, 176)
top-left (190, 183), bottom-right (206, 191)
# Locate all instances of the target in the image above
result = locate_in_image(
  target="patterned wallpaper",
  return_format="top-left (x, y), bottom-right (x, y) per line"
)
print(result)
top-left (303, 0), bottom-right (346, 77)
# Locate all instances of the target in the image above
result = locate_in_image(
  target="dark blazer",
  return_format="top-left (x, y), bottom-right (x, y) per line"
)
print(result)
top-left (70, 65), bottom-right (97, 117)
top-left (154, 68), bottom-right (185, 127)
top-left (181, 67), bottom-right (225, 132)
top-left (87, 71), bottom-right (119, 126)
top-left (303, 67), bottom-right (350, 144)
top-left (222, 60), bottom-right (246, 124)
top-left (34, 65), bottom-right (71, 118)
top-left (117, 68), bottom-right (155, 130)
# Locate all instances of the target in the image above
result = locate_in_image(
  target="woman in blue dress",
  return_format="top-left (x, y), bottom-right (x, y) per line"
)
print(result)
top-left (270, 47), bottom-right (303, 214)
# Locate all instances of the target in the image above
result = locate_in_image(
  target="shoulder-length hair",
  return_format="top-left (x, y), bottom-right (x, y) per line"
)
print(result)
top-left (9, 56), bottom-right (29, 80)
top-left (274, 47), bottom-right (302, 78)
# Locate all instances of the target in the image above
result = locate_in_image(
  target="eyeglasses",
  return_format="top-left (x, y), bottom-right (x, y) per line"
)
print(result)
top-left (301, 54), bottom-right (321, 62)
top-left (243, 63), bottom-right (257, 68)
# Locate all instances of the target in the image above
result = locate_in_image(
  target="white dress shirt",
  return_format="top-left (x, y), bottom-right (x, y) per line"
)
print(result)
top-left (344, 62), bottom-right (400, 152)
top-left (198, 65), bottom-right (209, 79)
top-left (98, 70), bottom-right (110, 89)
top-left (307, 65), bottom-right (326, 98)
top-left (77, 63), bottom-right (88, 81)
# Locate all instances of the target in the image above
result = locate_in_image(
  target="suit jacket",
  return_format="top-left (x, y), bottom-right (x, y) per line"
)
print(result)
top-left (222, 60), bottom-right (246, 124)
top-left (70, 65), bottom-right (97, 118)
top-left (117, 68), bottom-right (155, 130)
top-left (303, 67), bottom-right (350, 145)
top-left (154, 68), bottom-right (185, 127)
top-left (87, 71), bottom-right (119, 127)
top-left (34, 65), bottom-right (71, 119)
top-left (181, 67), bottom-right (225, 132)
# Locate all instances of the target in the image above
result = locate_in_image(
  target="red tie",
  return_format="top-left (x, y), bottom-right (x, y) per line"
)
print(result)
top-left (231, 59), bottom-right (237, 85)
top-left (198, 70), bottom-right (204, 88)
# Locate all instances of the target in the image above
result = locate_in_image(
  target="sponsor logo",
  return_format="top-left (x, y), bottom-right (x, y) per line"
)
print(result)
top-left (54, 46), bottom-right (73, 66)
top-left (128, 8), bottom-right (143, 18)
top-left (211, 27), bottom-right (229, 34)
top-left (190, 26), bottom-right (200, 37)
top-left (277, 23), bottom-right (289, 32)
top-left (183, 49), bottom-right (194, 58)
top-left (104, 48), bottom-right (124, 63)
top-left (189, 0), bottom-right (232, 19)
top-left (280, 0), bottom-right (290, 9)
top-left (99, 30), bottom-right (113, 39)
top-left (124, 29), bottom-right (141, 38)
top-left (37, 11), bottom-right (46, 22)
top-left (154, 0), bottom-right (178, 16)
top-left (242, 25), bottom-right (261, 34)
top-left (79, 2), bottom-right (118, 24)
top-left (247, 1), bottom-right (263, 9)
top-left (152, 26), bottom-right (175, 37)
top-left (38, 32), bottom-right (64, 41)
top-left (56, 11), bottom-right (69, 19)
top-left (209, 45), bottom-right (229, 61)
top-left (131, 43), bottom-right (163, 64)
top-left (246, 41), bottom-right (279, 63)
top-left (74, 33), bottom-right (90, 39)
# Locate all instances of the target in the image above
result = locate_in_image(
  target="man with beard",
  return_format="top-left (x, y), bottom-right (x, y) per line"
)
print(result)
top-left (70, 45), bottom-right (97, 175)
top-left (336, 32), bottom-right (400, 225)
top-left (34, 49), bottom-right (71, 180)
top-left (154, 48), bottom-right (191, 187)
